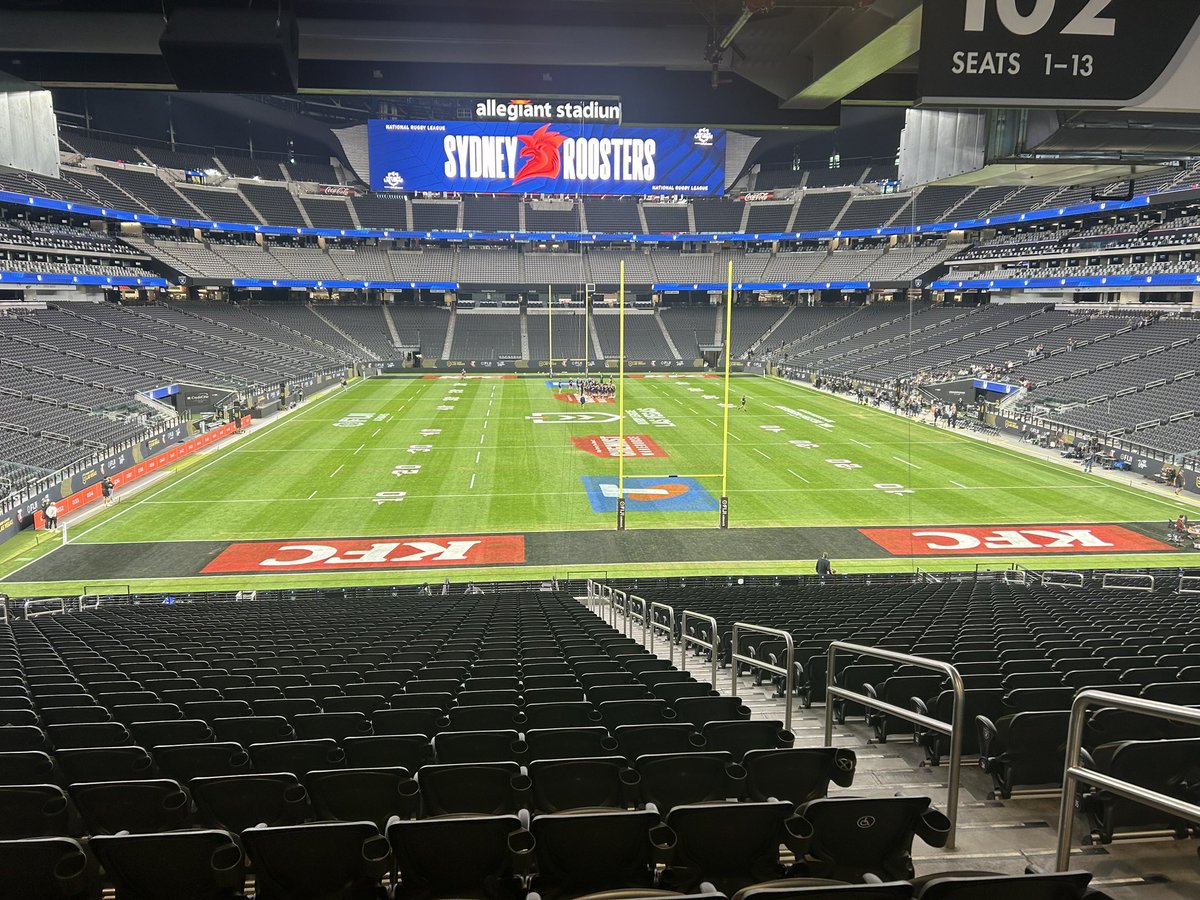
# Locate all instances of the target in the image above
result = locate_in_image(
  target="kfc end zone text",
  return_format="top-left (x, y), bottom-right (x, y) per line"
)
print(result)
top-left (860, 524), bottom-right (1173, 557)
top-left (203, 534), bottom-right (526, 574)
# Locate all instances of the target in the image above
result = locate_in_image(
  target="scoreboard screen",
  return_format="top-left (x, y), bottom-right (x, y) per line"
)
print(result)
top-left (368, 120), bottom-right (726, 197)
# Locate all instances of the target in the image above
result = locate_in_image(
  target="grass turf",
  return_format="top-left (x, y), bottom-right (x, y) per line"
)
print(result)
top-left (3, 372), bottom-right (1198, 595)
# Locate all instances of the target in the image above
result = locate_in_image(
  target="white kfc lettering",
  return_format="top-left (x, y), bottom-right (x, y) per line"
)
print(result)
top-left (388, 540), bottom-right (482, 562)
top-left (913, 531), bottom-right (981, 551)
top-left (260, 544), bottom-right (337, 566)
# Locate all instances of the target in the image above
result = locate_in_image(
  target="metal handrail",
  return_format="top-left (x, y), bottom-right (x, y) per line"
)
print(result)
top-left (78, 594), bottom-right (102, 612)
top-left (628, 594), bottom-right (648, 643)
top-left (1180, 574), bottom-right (1200, 595)
top-left (599, 584), bottom-right (615, 624)
top-left (1100, 573), bottom-right (1154, 592)
top-left (731, 623), bottom-right (794, 733)
top-left (24, 597), bottom-right (66, 618)
top-left (681, 610), bottom-right (718, 689)
top-left (0, 596), bottom-right (7, 623)
top-left (1056, 690), bottom-right (1200, 871)
top-left (649, 601), bottom-right (675, 665)
top-left (610, 589), bottom-right (626, 629)
top-left (1042, 571), bottom-right (1085, 588)
top-left (824, 642), bottom-right (965, 850)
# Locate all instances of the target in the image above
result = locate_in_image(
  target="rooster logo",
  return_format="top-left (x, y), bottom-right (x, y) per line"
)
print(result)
top-left (513, 124), bottom-right (567, 186)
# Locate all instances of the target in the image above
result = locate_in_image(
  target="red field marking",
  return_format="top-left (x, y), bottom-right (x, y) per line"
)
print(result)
top-left (571, 435), bottom-right (668, 459)
top-left (202, 534), bottom-right (526, 574)
top-left (859, 524), bottom-right (1174, 557)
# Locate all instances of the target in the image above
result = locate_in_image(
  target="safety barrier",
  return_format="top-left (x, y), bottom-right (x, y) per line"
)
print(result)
top-left (0, 596), bottom-right (7, 623)
top-left (78, 595), bottom-right (103, 612)
top-left (1056, 691), bottom-right (1200, 871)
top-left (824, 642), bottom-right (965, 850)
top-left (627, 594), bottom-right (648, 643)
top-left (1180, 574), bottom-right (1200, 595)
top-left (1100, 573), bottom-right (1154, 592)
top-left (1042, 571), bottom-right (1085, 588)
top-left (648, 601), bottom-right (675, 666)
top-left (680, 610), bottom-right (718, 689)
top-left (730, 623), bottom-right (794, 733)
top-left (24, 597), bottom-right (66, 618)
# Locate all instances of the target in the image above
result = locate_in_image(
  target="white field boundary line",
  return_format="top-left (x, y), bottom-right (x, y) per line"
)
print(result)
top-left (767, 374), bottom-right (1200, 517)
top-left (18, 381), bottom-right (357, 562)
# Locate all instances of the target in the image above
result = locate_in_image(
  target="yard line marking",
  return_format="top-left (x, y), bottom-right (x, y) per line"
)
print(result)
top-left (329, 464), bottom-right (344, 477)
top-left (483, 419), bottom-right (488, 429)
top-left (754, 449), bottom-right (771, 460)
top-left (787, 469), bottom-right (810, 483)
top-left (730, 432), bottom-right (743, 441)
top-left (371, 429), bottom-right (381, 437)
top-left (475, 451), bottom-right (481, 464)
top-left (893, 456), bottom-right (921, 469)
top-left (469, 474), bottom-right (476, 490)
top-left (307, 490), bottom-right (317, 500)
top-left (850, 439), bottom-right (871, 448)
top-left (706, 419), bottom-right (719, 427)
top-left (480, 434), bottom-right (485, 444)
top-left (950, 480), bottom-right (968, 489)
top-left (353, 444), bottom-right (364, 455)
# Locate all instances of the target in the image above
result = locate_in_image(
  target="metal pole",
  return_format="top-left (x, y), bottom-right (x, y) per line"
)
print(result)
top-left (617, 261), bottom-right (626, 531)
top-left (547, 283), bottom-right (553, 377)
top-left (719, 261), bottom-right (733, 528)
top-left (730, 623), bottom-right (794, 733)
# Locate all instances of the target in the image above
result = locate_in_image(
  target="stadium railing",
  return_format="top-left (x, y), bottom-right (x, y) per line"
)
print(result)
top-left (824, 641), bottom-right (965, 850)
top-left (681, 609), bottom-right (719, 690)
top-left (730, 622), bottom-right (795, 733)
top-left (648, 601), bottom-right (675, 666)
top-left (1056, 691), bottom-right (1200, 871)
top-left (1180, 574), bottom-right (1200, 594)
top-left (1099, 572), bottom-right (1155, 592)
top-left (1041, 571), bottom-right (1086, 588)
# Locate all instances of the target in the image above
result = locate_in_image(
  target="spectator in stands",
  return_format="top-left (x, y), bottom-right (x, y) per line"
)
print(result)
top-left (816, 553), bottom-right (835, 577)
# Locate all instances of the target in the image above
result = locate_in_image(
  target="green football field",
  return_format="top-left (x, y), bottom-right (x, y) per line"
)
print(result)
top-left (3, 373), bottom-right (1198, 595)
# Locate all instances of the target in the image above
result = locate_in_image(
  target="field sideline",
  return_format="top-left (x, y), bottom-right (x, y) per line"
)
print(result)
top-left (3, 372), bottom-right (1198, 595)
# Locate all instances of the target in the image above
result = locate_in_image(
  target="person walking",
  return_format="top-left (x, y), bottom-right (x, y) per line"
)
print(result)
top-left (1175, 469), bottom-right (1186, 496)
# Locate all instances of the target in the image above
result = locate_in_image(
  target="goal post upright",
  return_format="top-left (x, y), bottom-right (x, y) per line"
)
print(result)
top-left (617, 260), bottom-right (626, 530)
top-left (719, 260), bottom-right (733, 529)
top-left (547, 283), bottom-right (553, 377)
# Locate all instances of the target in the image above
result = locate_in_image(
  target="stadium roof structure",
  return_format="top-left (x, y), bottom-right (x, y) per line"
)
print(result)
top-left (0, 0), bottom-right (919, 128)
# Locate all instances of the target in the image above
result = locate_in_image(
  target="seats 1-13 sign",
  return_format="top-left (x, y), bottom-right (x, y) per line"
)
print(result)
top-left (918, 0), bottom-right (1200, 110)
top-left (368, 120), bottom-right (726, 196)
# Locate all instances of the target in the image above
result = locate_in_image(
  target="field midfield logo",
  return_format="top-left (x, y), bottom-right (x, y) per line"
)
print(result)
top-left (571, 434), bottom-right (667, 459)
top-left (202, 534), bottom-right (526, 574)
top-left (860, 524), bottom-right (1175, 557)
top-left (628, 407), bottom-right (676, 428)
top-left (528, 411), bottom-right (622, 425)
top-left (775, 406), bottom-right (834, 430)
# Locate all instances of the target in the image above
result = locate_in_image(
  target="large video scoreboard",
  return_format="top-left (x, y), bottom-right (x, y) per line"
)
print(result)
top-left (368, 120), bottom-right (726, 196)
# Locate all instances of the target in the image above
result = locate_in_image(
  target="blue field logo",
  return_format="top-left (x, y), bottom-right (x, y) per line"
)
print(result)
top-left (581, 476), bottom-right (719, 513)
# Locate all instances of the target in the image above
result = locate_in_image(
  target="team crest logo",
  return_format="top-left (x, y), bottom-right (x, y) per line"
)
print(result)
top-left (514, 124), bottom-right (568, 186)
top-left (693, 127), bottom-right (715, 147)
top-left (383, 171), bottom-right (405, 190)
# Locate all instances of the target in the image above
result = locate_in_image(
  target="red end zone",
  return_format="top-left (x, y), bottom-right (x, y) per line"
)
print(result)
top-left (859, 524), bottom-right (1174, 557)
top-left (203, 534), bottom-right (525, 574)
